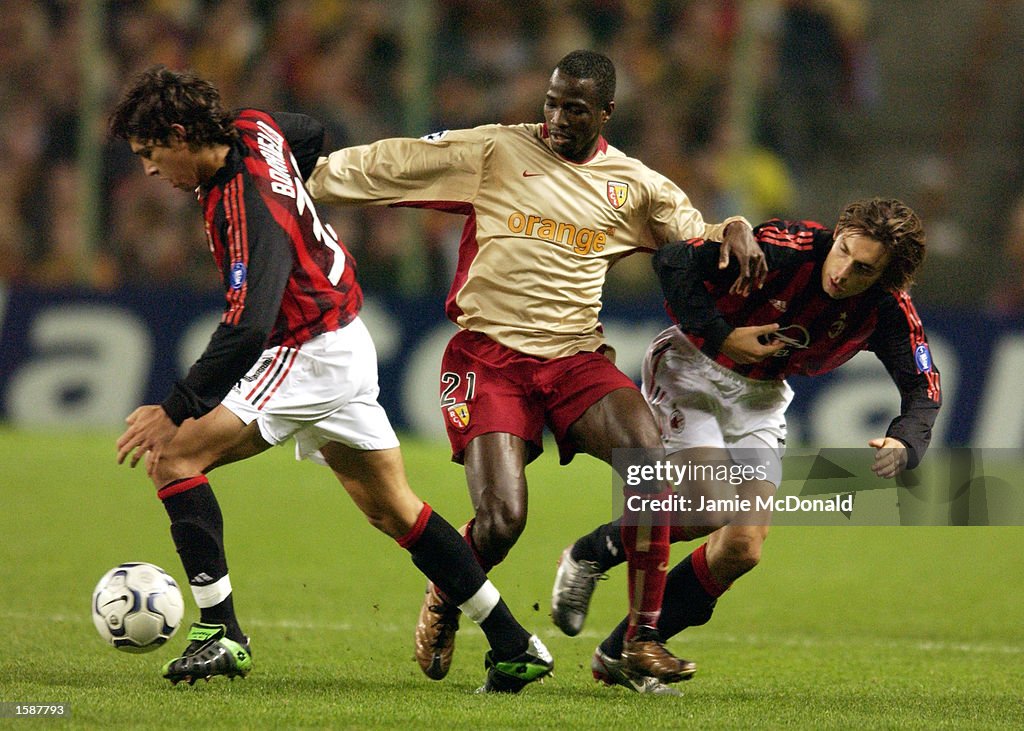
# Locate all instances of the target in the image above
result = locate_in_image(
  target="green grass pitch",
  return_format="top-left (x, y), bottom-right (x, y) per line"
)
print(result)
top-left (1, 429), bottom-right (1022, 729)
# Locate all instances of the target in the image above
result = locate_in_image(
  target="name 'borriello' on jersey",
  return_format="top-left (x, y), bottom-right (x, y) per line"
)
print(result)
top-left (305, 123), bottom-right (747, 359)
top-left (161, 110), bottom-right (361, 426)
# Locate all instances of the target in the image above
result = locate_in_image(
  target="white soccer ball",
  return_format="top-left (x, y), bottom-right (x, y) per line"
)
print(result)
top-left (92, 562), bottom-right (184, 653)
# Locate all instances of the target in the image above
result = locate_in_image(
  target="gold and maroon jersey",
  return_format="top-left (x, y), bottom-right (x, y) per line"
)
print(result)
top-left (306, 122), bottom-right (747, 359)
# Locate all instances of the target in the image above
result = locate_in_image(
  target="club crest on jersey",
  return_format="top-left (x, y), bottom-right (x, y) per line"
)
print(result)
top-left (446, 402), bottom-right (470, 431)
top-left (914, 343), bottom-right (933, 372)
top-left (229, 261), bottom-right (247, 290)
top-left (828, 312), bottom-right (848, 339)
top-left (606, 181), bottom-right (629, 209)
top-left (668, 409), bottom-right (685, 434)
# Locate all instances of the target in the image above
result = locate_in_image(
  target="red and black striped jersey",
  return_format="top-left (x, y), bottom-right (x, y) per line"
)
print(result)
top-left (654, 218), bottom-right (941, 466)
top-left (161, 110), bottom-right (361, 425)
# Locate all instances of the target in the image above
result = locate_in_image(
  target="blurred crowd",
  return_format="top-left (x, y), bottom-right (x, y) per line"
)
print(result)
top-left (0, 0), bottom-right (909, 301)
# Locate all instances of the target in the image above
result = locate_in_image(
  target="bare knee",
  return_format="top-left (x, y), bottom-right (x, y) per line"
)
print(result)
top-left (150, 453), bottom-right (205, 489)
top-left (321, 444), bottom-right (424, 539)
top-left (463, 434), bottom-right (530, 565)
top-left (722, 532), bottom-right (763, 575)
top-left (708, 528), bottom-right (767, 581)
top-left (348, 493), bottom-right (422, 540)
top-left (149, 409), bottom-right (262, 488)
top-left (359, 506), bottom-right (403, 537)
top-left (472, 500), bottom-right (527, 565)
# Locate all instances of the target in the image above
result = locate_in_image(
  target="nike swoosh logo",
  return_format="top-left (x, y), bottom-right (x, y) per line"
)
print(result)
top-left (522, 171), bottom-right (545, 177)
top-left (101, 596), bottom-right (129, 609)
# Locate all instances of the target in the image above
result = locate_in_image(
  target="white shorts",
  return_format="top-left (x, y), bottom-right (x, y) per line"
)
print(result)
top-left (221, 317), bottom-right (399, 464)
top-left (641, 326), bottom-right (792, 487)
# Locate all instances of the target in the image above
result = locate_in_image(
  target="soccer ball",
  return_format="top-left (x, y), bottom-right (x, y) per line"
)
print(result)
top-left (92, 562), bottom-right (184, 653)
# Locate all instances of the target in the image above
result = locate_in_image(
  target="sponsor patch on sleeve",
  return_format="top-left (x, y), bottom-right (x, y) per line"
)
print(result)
top-left (229, 261), bottom-right (247, 290)
top-left (914, 343), bottom-right (932, 372)
top-left (421, 130), bottom-right (450, 143)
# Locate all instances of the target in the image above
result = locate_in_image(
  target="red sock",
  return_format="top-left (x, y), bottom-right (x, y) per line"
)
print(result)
top-left (691, 542), bottom-right (731, 597)
top-left (620, 496), bottom-right (671, 640)
top-left (460, 518), bottom-right (497, 574)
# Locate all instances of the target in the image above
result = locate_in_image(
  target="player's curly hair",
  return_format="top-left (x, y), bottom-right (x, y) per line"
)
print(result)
top-left (555, 50), bottom-right (616, 111)
top-left (836, 198), bottom-right (926, 291)
top-left (108, 65), bottom-right (237, 148)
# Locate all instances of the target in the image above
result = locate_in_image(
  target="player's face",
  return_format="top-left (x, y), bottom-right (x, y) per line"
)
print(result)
top-left (543, 70), bottom-right (612, 163)
top-left (129, 133), bottom-right (204, 191)
top-left (822, 231), bottom-right (890, 298)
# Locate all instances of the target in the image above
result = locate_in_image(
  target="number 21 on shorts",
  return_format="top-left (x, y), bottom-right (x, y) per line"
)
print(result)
top-left (440, 371), bottom-right (476, 431)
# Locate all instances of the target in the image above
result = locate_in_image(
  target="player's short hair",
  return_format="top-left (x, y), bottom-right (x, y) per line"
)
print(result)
top-left (555, 50), bottom-right (616, 110)
top-left (108, 65), bottom-right (237, 148)
top-left (836, 198), bottom-right (926, 291)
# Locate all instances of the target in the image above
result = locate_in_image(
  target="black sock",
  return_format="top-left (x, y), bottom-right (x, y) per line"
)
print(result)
top-left (599, 552), bottom-right (718, 659)
top-left (160, 477), bottom-right (244, 643)
top-left (599, 616), bottom-right (631, 659)
top-left (406, 510), bottom-right (485, 605)
top-left (479, 601), bottom-right (530, 661)
top-left (570, 518), bottom-right (626, 570)
top-left (656, 553), bottom-right (718, 640)
top-left (199, 595), bottom-right (243, 641)
top-left (404, 508), bottom-right (529, 659)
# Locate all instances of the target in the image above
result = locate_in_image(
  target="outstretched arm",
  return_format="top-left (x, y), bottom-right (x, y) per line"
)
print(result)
top-left (306, 129), bottom-right (485, 208)
top-left (869, 292), bottom-right (942, 470)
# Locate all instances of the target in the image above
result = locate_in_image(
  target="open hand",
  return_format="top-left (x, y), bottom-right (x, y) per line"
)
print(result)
top-left (116, 405), bottom-right (178, 477)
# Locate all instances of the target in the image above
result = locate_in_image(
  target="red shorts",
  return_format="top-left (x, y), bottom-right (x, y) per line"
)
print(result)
top-left (439, 329), bottom-right (639, 465)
